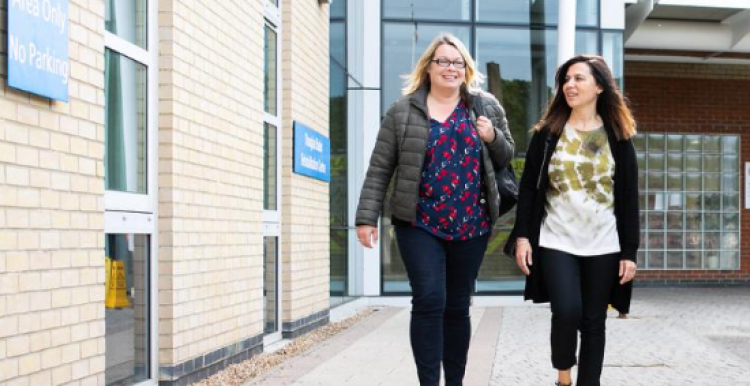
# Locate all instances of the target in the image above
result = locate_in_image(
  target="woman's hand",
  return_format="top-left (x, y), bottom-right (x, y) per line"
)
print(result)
top-left (476, 115), bottom-right (496, 143)
top-left (356, 225), bottom-right (379, 249)
top-left (619, 260), bottom-right (637, 284)
top-left (515, 238), bottom-right (533, 275)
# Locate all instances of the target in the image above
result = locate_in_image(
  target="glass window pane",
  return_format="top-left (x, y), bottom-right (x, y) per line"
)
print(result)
top-left (648, 232), bottom-right (664, 249)
top-left (477, 0), bottom-right (555, 24)
top-left (686, 232), bottom-right (702, 249)
top-left (705, 193), bottom-right (721, 211)
top-left (330, 0), bottom-right (346, 18)
top-left (264, 26), bottom-right (278, 115)
top-left (105, 0), bottom-right (147, 48)
top-left (685, 135), bottom-right (702, 152)
top-left (704, 174), bottom-right (720, 191)
top-left (330, 229), bottom-right (348, 300)
top-left (648, 212), bottom-right (664, 230)
top-left (667, 232), bottom-right (683, 249)
top-left (667, 212), bottom-right (683, 230)
top-left (667, 193), bottom-right (683, 210)
top-left (722, 136), bottom-right (738, 154)
top-left (383, 23), bottom-right (472, 115)
top-left (105, 49), bottom-right (147, 194)
top-left (667, 154), bottom-right (682, 172)
top-left (666, 174), bottom-right (682, 191)
top-left (685, 193), bottom-right (701, 211)
top-left (685, 173), bottom-right (701, 191)
top-left (685, 214), bottom-right (701, 230)
top-left (704, 232), bottom-right (720, 249)
top-left (704, 136), bottom-right (721, 152)
top-left (382, 217), bottom-right (410, 293)
top-left (723, 213), bottom-right (739, 231)
top-left (648, 250), bottom-right (665, 269)
top-left (667, 135), bottom-right (683, 152)
top-left (633, 134), bottom-right (646, 152)
top-left (384, 0), bottom-right (471, 20)
top-left (264, 123), bottom-right (278, 210)
top-left (723, 174), bottom-right (739, 192)
top-left (720, 250), bottom-right (739, 270)
top-left (575, 31), bottom-right (598, 56)
top-left (685, 155), bottom-right (701, 172)
top-left (105, 234), bottom-right (150, 385)
top-left (722, 232), bottom-right (739, 250)
top-left (723, 154), bottom-right (739, 173)
top-left (723, 193), bottom-right (739, 211)
top-left (264, 236), bottom-right (278, 334)
top-left (648, 154), bottom-right (664, 171)
top-left (704, 251), bottom-right (720, 269)
top-left (476, 27), bottom-right (555, 154)
top-left (705, 213), bottom-right (720, 230)
top-left (704, 155), bottom-right (720, 172)
top-left (477, 0), bottom-right (596, 26)
top-left (602, 32), bottom-right (623, 88)
top-left (667, 251), bottom-right (683, 269)
top-left (648, 134), bottom-right (665, 151)
top-left (647, 172), bottom-right (664, 190)
top-left (686, 251), bottom-right (702, 269)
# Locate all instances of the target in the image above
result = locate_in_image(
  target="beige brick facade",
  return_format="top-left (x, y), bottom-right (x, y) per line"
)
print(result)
top-left (0, 1), bottom-right (106, 386)
top-left (1, 1), bottom-right (333, 385)
top-left (157, 0), bottom-right (266, 374)
top-left (280, 0), bottom-right (331, 334)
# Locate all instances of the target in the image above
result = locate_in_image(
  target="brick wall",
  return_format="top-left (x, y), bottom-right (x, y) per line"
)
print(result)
top-left (280, 0), bottom-right (331, 335)
top-left (0, 0), bottom-right (107, 385)
top-left (625, 61), bottom-right (750, 283)
top-left (157, 0), bottom-right (265, 381)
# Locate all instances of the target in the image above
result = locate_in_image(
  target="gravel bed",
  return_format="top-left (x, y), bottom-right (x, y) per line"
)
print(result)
top-left (188, 308), bottom-right (375, 386)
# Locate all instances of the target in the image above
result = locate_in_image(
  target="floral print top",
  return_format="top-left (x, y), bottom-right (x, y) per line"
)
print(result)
top-left (415, 101), bottom-right (491, 241)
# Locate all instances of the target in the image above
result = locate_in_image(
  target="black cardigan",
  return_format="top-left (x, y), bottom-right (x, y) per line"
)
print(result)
top-left (505, 125), bottom-right (640, 313)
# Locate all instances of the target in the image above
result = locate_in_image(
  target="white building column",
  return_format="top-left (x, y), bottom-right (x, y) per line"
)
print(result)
top-left (558, 0), bottom-right (577, 65)
top-left (348, 0), bottom-right (382, 296)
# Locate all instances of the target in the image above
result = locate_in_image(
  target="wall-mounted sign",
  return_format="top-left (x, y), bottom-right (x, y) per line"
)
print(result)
top-left (293, 121), bottom-right (330, 182)
top-left (8, 0), bottom-right (70, 101)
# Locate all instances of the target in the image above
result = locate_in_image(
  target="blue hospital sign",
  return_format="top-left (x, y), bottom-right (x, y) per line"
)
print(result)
top-left (293, 122), bottom-right (331, 182)
top-left (7, 0), bottom-right (70, 101)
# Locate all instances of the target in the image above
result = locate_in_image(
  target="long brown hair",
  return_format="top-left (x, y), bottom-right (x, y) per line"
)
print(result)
top-left (533, 55), bottom-right (636, 140)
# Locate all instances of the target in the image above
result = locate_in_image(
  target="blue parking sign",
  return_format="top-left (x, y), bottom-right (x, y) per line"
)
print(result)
top-left (7, 0), bottom-right (70, 101)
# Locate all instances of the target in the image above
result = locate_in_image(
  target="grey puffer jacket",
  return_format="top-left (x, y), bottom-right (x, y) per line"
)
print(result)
top-left (355, 87), bottom-right (515, 227)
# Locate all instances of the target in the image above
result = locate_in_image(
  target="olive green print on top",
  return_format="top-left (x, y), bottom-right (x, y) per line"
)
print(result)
top-left (539, 124), bottom-right (620, 256)
top-left (547, 125), bottom-right (614, 207)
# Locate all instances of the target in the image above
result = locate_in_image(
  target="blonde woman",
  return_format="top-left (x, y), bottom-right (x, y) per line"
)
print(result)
top-left (355, 33), bottom-right (514, 386)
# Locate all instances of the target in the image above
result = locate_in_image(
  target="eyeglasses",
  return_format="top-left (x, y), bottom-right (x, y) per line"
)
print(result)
top-left (431, 58), bottom-right (466, 69)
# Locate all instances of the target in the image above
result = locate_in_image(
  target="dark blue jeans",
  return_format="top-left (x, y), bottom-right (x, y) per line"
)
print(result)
top-left (394, 224), bottom-right (490, 386)
top-left (540, 247), bottom-right (621, 386)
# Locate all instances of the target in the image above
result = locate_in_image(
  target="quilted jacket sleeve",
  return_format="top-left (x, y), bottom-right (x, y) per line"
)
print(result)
top-left (354, 108), bottom-right (399, 226)
top-left (482, 96), bottom-right (515, 170)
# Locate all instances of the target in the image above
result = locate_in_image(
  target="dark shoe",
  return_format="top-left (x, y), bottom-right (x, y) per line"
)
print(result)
top-left (555, 382), bottom-right (572, 386)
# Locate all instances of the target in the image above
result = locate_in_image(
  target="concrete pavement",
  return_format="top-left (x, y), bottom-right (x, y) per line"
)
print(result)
top-left (245, 288), bottom-right (750, 386)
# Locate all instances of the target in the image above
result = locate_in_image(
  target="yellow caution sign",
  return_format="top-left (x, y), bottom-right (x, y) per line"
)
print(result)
top-left (105, 257), bottom-right (131, 309)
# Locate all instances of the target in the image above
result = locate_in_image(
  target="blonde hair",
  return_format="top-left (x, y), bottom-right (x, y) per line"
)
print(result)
top-left (402, 33), bottom-right (484, 96)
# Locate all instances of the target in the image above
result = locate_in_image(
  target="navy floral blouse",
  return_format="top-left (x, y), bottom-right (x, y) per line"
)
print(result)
top-left (416, 101), bottom-right (491, 241)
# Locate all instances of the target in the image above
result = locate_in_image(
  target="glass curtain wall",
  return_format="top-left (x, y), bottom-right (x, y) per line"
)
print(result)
top-left (381, 0), bottom-right (619, 293)
top-left (329, 1), bottom-right (351, 306)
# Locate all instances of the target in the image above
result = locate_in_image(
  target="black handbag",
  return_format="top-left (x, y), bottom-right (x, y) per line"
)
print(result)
top-left (472, 100), bottom-right (518, 218)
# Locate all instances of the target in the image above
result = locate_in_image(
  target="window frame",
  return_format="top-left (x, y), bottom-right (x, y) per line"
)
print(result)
top-left (103, 0), bottom-right (159, 384)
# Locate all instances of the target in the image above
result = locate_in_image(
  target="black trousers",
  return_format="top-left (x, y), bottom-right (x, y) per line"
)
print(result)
top-left (540, 247), bottom-right (620, 386)
top-left (394, 224), bottom-right (490, 386)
